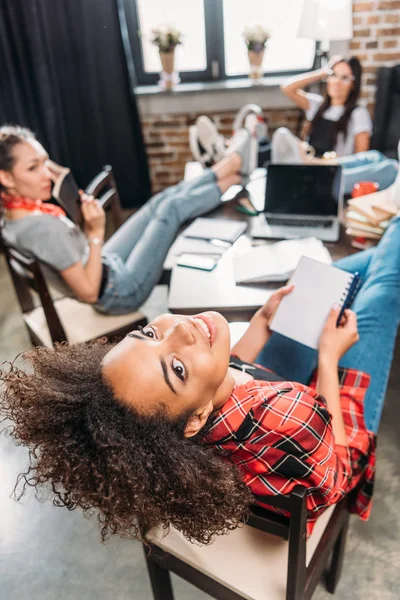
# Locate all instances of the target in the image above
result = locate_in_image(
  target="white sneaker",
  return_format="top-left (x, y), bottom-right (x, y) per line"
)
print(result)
top-left (244, 112), bottom-right (268, 140)
top-left (188, 125), bottom-right (211, 167)
top-left (232, 104), bottom-right (263, 134)
top-left (195, 116), bottom-right (226, 163)
top-left (226, 128), bottom-right (258, 187)
top-left (271, 127), bottom-right (303, 164)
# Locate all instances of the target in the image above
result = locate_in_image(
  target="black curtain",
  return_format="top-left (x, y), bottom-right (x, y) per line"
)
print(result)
top-left (0, 0), bottom-right (151, 207)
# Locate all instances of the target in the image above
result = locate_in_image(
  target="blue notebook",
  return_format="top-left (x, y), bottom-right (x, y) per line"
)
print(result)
top-left (270, 256), bottom-right (361, 350)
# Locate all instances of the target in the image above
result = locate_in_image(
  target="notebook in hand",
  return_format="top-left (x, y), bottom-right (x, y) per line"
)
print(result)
top-left (48, 160), bottom-right (80, 223)
top-left (270, 256), bottom-right (361, 349)
top-left (183, 218), bottom-right (247, 244)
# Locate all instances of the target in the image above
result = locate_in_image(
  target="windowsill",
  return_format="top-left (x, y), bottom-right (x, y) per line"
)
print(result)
top-left (135, 75), bottom-right (295, 116)
top-left (135, 75), bottom-right (289, 96)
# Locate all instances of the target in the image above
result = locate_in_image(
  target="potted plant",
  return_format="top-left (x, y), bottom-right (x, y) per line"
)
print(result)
top-left (150, 24), bottom-right (183, 90)
top-left (242, 25), bottom-right (270, 83)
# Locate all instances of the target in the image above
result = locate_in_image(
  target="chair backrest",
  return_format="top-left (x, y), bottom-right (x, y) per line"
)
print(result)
top-left (1, 239), bottom-right (68, 344)
top-left (85, 165), bottom-right (124, 230)
top-left (371, 64), bottom-right (400, 159)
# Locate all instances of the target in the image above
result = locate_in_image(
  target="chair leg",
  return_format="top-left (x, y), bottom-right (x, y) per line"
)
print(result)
top-left (144, 546), bottom-right (175, 600)
top-left (326, 513), bottom-right (350, 594)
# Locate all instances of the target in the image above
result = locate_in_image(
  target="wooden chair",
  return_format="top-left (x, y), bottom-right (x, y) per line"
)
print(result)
top-left (0, 166), bottom-right (147, 346)
top-left (145, 321), bottom-right (350, 600)
top-left (144, 487), bottom-right (351, 600)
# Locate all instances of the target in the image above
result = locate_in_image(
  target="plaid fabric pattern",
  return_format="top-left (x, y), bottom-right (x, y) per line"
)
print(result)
top-left (206, 367), bottom-right (376, 536)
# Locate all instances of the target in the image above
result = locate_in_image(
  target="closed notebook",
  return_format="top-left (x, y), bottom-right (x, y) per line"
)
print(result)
top-left (270, 256), bottom-right (361, 349)
top-left (183, 218), bottom-right (247, 244)
top-left (48, 160), bottom-right (80, 223)
top-left (233, 237), bottom-right (331, 284)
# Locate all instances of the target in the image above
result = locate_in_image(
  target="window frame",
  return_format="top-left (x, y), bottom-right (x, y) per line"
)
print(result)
top-left (122, 0), bottom-right (317, 87)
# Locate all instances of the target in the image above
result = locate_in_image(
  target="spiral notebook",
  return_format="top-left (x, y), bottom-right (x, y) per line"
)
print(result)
top-left (270, 256), bottom-right (361, 349)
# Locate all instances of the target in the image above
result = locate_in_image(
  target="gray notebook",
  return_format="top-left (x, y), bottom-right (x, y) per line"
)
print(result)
top-left (183, 218), bottom-right (247, 244)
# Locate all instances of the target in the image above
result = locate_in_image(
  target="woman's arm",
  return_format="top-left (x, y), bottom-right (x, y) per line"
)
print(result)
top-left (317, 356), bottom-right (347, 446)
top-left (60, 193), bottom-right (106, 304)
top-left (60, 242), bottom-right (103, 304)
top-left (231, 285), bottom-right (294, 363)
top-left (281, 55), bottom-right (344, 112)
top-left (318, 306), bottom-right (359, 447)
top-left (354, 131), bottom-right (371, 153)
top-left (281, 68), bottom-right (326, 112)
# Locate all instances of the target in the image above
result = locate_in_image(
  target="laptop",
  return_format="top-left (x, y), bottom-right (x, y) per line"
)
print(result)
top-left (250, 164), bottom-right (343, 242)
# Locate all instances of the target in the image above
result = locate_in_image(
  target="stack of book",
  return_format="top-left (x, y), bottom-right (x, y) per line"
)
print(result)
top-left (345, 188), bottom-right (398, 250)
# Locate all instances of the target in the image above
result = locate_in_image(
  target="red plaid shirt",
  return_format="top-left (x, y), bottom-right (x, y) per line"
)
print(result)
top-left (206, 366), bottom-right (376, 536)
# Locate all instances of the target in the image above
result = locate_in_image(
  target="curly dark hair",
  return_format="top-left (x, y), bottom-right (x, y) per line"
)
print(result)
top-left (0, 124), bottom-right (36, 193)
top-left (0, 342), bottom-right (252, 544)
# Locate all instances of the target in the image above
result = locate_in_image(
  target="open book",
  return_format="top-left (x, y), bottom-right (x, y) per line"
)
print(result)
top-left (270, 256), bottom-right (361, 349)
top-left (48, 160), bottom-right (80, 223)
top-left (233, 238), bottom-right (331, 284)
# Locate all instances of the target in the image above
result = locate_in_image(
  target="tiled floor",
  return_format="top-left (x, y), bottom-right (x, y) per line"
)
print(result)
top-left (0, 253), bottom-right (399, 600)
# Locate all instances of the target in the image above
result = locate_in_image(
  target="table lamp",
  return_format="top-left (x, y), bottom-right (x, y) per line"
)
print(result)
top-left (297, 0), bottom-right (353, 69)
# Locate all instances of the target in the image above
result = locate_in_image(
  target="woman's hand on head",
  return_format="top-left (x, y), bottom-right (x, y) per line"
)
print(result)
top-left (319, 306), bottom-right (359, 365)
top-left (80, 191), bottom-right (106, 240)
top-left (325, 55), bottom-right (344, 74)
top-left (254, 284), bottom-right (295, 333)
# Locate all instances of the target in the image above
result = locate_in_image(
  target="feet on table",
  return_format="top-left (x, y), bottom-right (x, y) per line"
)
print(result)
top-left (188, 117), bottom-right (225, 167)
top-left (271, 127), bottom-right (309, 164)
top-left (188, 104), bottom-right (266, 186)
top-left (232, 103), bottom-right (268, 140)
top-left (226, 122), bottom-right (260, 187)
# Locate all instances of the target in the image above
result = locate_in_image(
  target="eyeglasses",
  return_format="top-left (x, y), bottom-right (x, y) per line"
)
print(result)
top-left (326, 72), bottom-right (355, 84)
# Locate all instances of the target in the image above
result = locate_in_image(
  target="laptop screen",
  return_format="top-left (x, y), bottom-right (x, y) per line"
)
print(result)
top-left (264, 165), bottom-right (342, 217)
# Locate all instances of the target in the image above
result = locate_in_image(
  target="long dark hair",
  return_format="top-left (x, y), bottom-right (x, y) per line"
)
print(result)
top-left (310, 57), bottom-right (362, 145)
top-left (0, 342), bottom-right (252, 544)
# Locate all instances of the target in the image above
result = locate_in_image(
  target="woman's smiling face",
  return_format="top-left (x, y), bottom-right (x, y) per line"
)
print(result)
top-left (101, 311), bottom-right (234, 436)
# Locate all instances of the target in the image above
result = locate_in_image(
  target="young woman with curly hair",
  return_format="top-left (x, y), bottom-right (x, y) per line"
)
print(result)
top-left (2, 213), bottom-right (400, 544)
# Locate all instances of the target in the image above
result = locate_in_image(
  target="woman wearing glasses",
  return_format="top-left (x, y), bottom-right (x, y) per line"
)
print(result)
top-left (276, 56), bottom-right (398, 194)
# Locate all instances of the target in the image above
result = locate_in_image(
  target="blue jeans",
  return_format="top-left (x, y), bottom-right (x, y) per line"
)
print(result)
top-left (256, 216), bottom-right (400, 433)
top-left (338, 150), bottom-right (398, 195)
top-left (94, 170), bottom-right (221, 315)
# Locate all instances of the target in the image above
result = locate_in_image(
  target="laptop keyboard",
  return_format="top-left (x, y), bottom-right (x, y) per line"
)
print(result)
top-left (266, 217), bottom-right (333, 228)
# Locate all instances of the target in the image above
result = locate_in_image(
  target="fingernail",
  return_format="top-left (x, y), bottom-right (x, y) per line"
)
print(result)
top-left (333, 303), bottom-right (340, 310)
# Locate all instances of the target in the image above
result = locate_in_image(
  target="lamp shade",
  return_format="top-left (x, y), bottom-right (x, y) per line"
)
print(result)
top-left (298, 0), bottom-right (353, 41)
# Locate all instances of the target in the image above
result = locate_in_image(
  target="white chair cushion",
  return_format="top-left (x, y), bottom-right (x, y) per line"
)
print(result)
top-left (24, 297), bottom-right (145, 345)
top-left (147, 505), bottom-right (335, 600)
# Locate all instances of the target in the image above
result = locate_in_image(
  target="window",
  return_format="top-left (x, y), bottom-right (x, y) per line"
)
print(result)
top-left (223, 0), bottom-right (316, 76)
top-left (122, 0), bottom-right (316, 86)
top-left (136, 0), bottom-right (207, 74)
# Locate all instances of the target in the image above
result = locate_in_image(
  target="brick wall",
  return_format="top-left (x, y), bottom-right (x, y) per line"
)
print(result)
top-left (351, 0), bottom-right (400, 110)
top-left (142, 0), bottom-right (400, 193)
top-left (142, 108), bottom-right (301, 193)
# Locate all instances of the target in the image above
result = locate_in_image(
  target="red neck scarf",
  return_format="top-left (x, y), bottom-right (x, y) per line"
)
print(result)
top-left (1, 193), bottom-right (66, 218)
